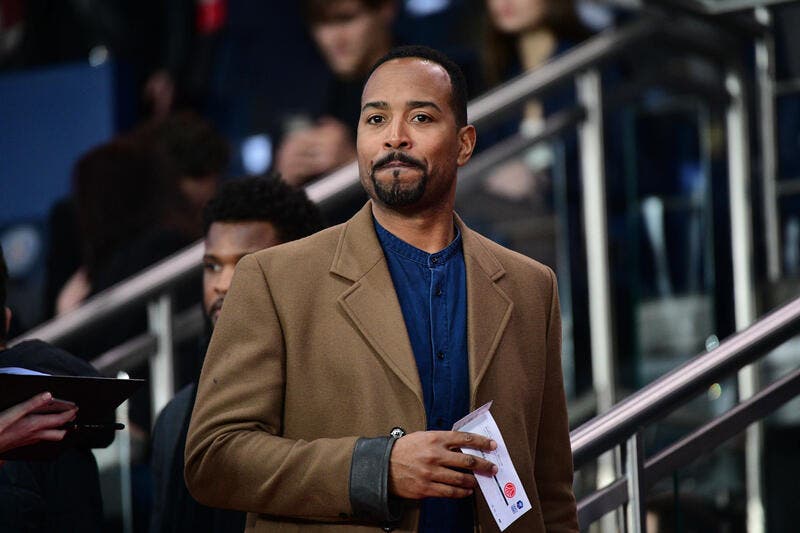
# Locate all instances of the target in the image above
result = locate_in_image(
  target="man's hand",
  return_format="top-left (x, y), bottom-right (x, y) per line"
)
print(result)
top-left (0, 393), bottom-right (78, 456)
top-left (389, 430), bottom-right (498, 499)
top-left (276, 117), bottom-right (355, 186)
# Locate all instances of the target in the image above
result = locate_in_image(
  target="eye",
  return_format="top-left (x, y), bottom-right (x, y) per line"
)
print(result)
top-left (366, 115), bottom-right (385, 125)
top-left (203, 261), bottom-right (221, 273)
top-left (411, 113), bottom-right (432, 123)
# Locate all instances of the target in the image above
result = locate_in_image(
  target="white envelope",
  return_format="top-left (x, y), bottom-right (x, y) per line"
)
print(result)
top-left (453, 401), bottom-right (531, 531)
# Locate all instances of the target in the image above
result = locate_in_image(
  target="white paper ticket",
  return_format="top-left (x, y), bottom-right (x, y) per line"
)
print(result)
top-left (453, 401), bottom-right (531, 531)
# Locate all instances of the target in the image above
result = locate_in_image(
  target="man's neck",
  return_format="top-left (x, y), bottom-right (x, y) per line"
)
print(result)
top-left (372, 202), bottom-right (456, 254)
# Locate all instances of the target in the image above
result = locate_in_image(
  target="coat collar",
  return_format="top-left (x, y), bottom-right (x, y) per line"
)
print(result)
top-left (332, 202), bottom-right (513, 410)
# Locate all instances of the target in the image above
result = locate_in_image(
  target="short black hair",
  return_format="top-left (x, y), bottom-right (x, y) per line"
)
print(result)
top-left (0, 244), bottom-right (7, 341)
top-left (367, 45), bottom-right (469, 128)
top-left (203, 175), bottom-right (325, 242)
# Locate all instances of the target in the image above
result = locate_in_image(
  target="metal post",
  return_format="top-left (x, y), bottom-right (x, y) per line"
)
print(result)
top-left (755, 7), bottom-right (781, 282)
top-left (576, 68), bottom-right (621, 532)
top-left (625, 432), bottom-right (646, 533)
top-left (725, 68), bottom-right (765, 533)
top-left (148, 294), bottom-right (175, 422)
top-left (116, 371), bottom-right (133, 533)
top-left (576, 68), bottom-right (616, 415)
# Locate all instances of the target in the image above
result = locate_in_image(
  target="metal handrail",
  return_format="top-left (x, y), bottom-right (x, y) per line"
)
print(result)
top-left (570, 294), bottom-right (800, 467)
top-left (13, 243), bottom-right (204, 346)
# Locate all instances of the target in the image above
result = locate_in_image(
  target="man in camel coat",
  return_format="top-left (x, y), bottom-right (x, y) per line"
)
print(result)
top-left (185, 45), bottom-right (578, 532)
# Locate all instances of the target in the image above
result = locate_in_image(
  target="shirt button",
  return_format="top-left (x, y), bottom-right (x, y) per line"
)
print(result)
top-left (436, 287), bottom-right (443, 296)
top-left (431, 256), bottom-right (439, 264)
top-left (436, 418), bottom-right (444, 427)
top-left (437, 351), bottom-right (445, 360)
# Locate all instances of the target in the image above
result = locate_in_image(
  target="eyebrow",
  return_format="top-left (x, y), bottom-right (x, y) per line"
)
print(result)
top-left (407, 100), bottom-right (442, 113)
top-left (361, 101), bottom-right (388, 112)
top-left (360, 100), bottom-right (443, 113)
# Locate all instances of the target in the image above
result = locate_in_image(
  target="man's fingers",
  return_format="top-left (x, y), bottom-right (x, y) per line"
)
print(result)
top-left (446, 431), bottom-right (497, 452)
top-left (429, 466), bottom-right (478, 489)
top-left (424, 481), bottom-right (474, 499)
top-left (0, 393), bottom-right (53, 427)
top-left (42, 407), bottom-right (79, 427)
top-left (441, 449), bottom-right (497, 474)
top-left (33, 428), bottom-right (68, 442)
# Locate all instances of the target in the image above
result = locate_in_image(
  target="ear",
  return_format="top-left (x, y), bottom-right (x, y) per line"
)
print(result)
top-left (456, 124), bottom-right (477, 167)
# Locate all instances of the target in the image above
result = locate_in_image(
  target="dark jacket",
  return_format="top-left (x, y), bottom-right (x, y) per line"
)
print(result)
top-left (0, 340), bottom-right (107, 532)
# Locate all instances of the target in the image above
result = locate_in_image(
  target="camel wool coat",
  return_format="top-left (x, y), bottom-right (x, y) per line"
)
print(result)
top-left (185, 202), bottom-right (578, 532)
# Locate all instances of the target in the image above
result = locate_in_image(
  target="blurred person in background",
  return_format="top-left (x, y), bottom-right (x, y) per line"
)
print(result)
top-left (484, 0), bottom-right (591, 90)
top-left (480, 0), bottom-right (591, 201)
top-left (13, 0), bottom-right (196, 120)
top-left (150, 176), bottom-right (323, 533)
top-left (133, 111), bottom-right (231, 240)
top-left (0, 244), bottom-right (112, 532)
top-left (44, 114), bottom-right (229, 320)
top-left (275, 0), bottom-right (398, 187)
top-left (53, 139), bottom-right (193, 316)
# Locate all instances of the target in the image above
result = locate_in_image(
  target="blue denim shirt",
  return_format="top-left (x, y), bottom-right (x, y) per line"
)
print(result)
top-left (374, 218), bottom-right (473, 532)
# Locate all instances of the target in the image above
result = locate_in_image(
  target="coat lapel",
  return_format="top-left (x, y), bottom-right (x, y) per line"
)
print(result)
top-left (332, 203), bottom-right (424, 407)
top-left (458, 216), bottom-right (514, 407)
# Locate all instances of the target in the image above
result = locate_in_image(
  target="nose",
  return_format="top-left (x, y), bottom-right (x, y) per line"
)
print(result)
top-left (215, 266), bottom-right (235, 296)
top-left (384, 120), bottom-right (411, 150)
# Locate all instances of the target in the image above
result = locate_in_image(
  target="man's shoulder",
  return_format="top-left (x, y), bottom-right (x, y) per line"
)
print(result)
top-left (465, 226), bottom-right (555, 282)
top-left (249, 222), bottom-right (345, 271)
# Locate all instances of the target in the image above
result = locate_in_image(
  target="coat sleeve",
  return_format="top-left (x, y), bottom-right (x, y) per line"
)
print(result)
top-left (534, 268), bottom-right (579, 531)
top-left (184, 254), bottom-right (399, 523)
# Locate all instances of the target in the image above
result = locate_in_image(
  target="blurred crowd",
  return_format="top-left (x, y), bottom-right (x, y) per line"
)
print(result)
top-left (0, 2), bottom-right (618, 530)
top-left (0, 0), bottom-right (618, 338)
top-left (3, 0), bottom-right (800, 531)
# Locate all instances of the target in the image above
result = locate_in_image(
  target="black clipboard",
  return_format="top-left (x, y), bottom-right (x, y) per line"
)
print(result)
top-left (0, 373), bottom-right (145, 460)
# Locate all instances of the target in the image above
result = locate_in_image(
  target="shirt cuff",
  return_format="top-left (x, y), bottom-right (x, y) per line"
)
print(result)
top-left (349, 436), bottom-right (404, 524)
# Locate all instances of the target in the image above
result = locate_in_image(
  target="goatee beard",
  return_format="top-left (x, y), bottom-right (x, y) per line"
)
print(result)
top-left (371, 168), bottom-right (429, 207)
top-left (369, 152), bottom-right (428, 207)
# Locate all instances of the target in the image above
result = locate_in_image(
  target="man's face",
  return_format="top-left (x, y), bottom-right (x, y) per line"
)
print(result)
top-left (203, 221), bottom-right (281, 327)
top-left (357, 57), bottom-right (475, 211)
top-left (310, 0), bottom-right (394, 79)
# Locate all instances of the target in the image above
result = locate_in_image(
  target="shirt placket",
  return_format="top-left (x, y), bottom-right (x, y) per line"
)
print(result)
top-left (428, 256), bottom-right (451, 430)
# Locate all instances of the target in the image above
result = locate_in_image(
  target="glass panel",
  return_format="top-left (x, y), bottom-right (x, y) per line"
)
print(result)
top-left (457, 126), bottom-right (583, 413)
top-left (616, 97), bottom-right (720, 392)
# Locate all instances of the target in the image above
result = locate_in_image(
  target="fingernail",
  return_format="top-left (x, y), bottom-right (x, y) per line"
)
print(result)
top-left (490, 440), bottom-right (497, 450)
top-left (42, 392), bottom-right (52, 401)
top-left (492, 465), bottom-right (499, 475)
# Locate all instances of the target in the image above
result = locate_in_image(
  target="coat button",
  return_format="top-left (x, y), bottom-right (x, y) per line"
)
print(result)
top-left (390, 427), bottom-right (406, 438)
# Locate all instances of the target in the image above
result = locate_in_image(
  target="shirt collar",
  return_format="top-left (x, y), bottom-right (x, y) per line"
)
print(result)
top-left (373, 217), bottom-right (462, 268)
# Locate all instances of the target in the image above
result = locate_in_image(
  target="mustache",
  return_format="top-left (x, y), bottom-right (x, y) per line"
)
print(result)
top-left (373, 151), bottom-right (425, 172)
